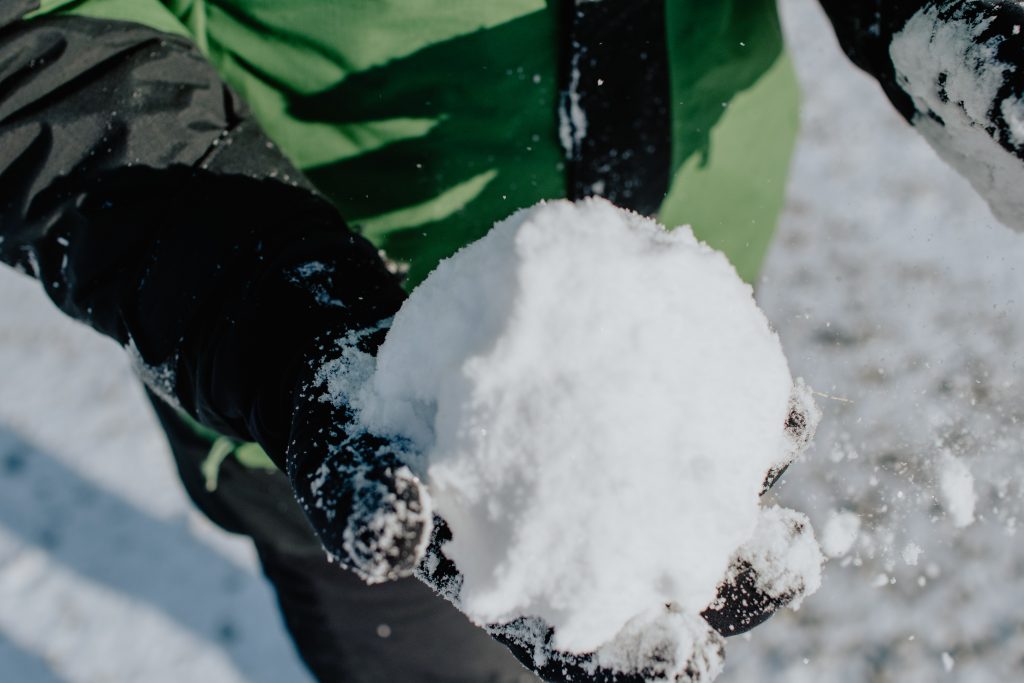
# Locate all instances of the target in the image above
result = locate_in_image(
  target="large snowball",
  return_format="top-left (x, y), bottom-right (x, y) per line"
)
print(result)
top-left (359, 199), bottom-right (805, 652)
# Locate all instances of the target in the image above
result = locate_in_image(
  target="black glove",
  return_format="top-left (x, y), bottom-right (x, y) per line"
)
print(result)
top-left (283, 325), bottom-right (433, 581)
top-left (0, 12), bottom-right (432, 579)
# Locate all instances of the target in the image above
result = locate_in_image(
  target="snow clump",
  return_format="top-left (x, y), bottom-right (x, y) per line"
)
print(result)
top-left (356, 199), bottom-right (823, 665)
top-left (939, 452), bottom-right (976, 528)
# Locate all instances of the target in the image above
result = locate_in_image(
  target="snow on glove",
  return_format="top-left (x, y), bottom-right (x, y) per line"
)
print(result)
top-left (286, 326), bottom-right (433, 582)
top-left (820, 0), bottom-right (1024, 230)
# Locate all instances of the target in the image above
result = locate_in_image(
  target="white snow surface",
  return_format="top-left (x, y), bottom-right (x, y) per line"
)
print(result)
top-left (358, 198), bottom-right (817, 653)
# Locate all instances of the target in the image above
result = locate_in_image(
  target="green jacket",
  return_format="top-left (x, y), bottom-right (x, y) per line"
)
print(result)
top-left (30, 0), bottom-right (800, 286)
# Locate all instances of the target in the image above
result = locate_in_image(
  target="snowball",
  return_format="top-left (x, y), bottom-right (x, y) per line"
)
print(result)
top-left (821, 510), bottom-right (861, 558)
top-left (939, 453), bottom-right (976, 528)
top-left (359, 199), bottom-right (820, 656)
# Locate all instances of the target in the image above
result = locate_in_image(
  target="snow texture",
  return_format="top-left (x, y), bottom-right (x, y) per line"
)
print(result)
top-left (891, 4), bottom-right (1024, 231)
top-left (357, 198), bottom-right (821, 659)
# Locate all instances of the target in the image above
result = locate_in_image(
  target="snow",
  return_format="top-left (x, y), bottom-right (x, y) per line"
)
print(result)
top-left (939, 453), bottom-right (976, 528)
top-left (902, 543), bottom-right (923, 567)
top-left (356, 198), bottom-right (821, 656)
top-left (890, 5), bottom-right (1024, 231)
top-left (3, 0), bottom-right (1024, 681)
top-left (820, 511), bottom-right (860, 559)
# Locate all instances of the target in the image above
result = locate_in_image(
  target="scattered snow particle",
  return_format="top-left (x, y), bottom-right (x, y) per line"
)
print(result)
top-left (376, 624), bottom-right (392, 639)
top-left (821, 510), bottom-right (860, 558)
top-left (941, 651), bottom-right (955, 672)
top-left (939, 453), bottom-right (976, 528)
top-left (902, 542), bottom-right (922, 566)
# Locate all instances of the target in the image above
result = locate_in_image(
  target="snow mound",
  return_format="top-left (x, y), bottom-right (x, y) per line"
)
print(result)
top-left (357, 199), bottom-right (822, 659)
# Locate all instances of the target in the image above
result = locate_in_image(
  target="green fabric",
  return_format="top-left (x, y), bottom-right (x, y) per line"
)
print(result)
top-left (29, 0), bottom-right (800, 464)
top-left (661, 54), bottom-right (800, 283)
top-left (661, 0), bottom-right (798, 282)
top-left (183, 411), bottom-right (278, 487)
top-left (34, 0), bottom-right (795, 289)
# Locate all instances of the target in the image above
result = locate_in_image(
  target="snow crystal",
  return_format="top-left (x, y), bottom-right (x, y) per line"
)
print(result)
top-left (821, 511), bottom-right (860, 558)
top-left (891, 6), bottom-right (1024, 230)
top-left (939, 453), bottom-right (976, 528)
top-left (358, 199), bottom-right (822, 658)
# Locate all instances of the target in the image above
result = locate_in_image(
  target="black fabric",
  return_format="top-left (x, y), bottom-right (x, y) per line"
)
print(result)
top-left (146, 389), bottom-right (324, 557)
top-left (816, 0), bottom-right (924, 121)
top-left (255, 542), bottom-right (540, 683)
top-left (0, 0), bottom-right (37, 28)
top-left (560, 0), bottom-right (671, 215)
top-left (150, 392), bottom-right (535, 682)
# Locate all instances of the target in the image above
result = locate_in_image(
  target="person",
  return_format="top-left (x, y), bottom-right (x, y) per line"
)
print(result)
top-left (2, 1), bottom-right (1023, 681)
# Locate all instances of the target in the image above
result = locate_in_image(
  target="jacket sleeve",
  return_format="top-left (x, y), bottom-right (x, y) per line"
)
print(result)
top-left (818, 0), bottom-right (1024, 230)
top-left (0, 12), bottom-right (406, 462)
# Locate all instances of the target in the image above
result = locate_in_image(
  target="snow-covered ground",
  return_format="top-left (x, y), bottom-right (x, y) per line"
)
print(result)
top-left (2, 0), bottom-right (1024, 681)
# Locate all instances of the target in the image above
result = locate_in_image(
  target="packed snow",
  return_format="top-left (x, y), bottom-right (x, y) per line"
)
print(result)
top-left (339, 199), bottom-right (823, 661)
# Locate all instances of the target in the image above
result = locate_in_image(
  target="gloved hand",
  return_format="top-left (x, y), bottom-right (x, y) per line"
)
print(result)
top-left (282, 324), bottom-right (434, 582)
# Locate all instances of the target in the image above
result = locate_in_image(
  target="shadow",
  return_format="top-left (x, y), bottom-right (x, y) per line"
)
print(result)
top-left (266, 0), bottom-right (784, 286)
top-left (0, 631), bottom-right (69, 683)
top-left (0, 425), bottom-right (313, 683)
top-left (278, 6), bottom-right (566, 287)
